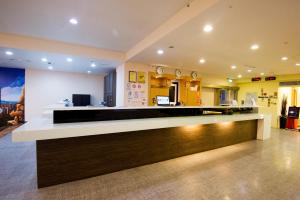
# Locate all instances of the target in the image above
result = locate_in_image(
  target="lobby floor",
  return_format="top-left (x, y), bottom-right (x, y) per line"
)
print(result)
top-left (1, 128), bottom-right (300, 200)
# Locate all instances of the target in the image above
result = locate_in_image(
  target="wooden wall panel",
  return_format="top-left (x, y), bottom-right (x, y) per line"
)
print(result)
top-left (37, 120), bottom-right (257, 188)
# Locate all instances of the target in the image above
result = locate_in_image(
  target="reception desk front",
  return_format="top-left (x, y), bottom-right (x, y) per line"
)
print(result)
top-left (13, 106), bottom-right (271, 188)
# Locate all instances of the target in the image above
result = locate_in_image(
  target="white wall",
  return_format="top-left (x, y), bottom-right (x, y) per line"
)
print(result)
top-left (116, 64), bottom-right (125, 107)
top-left (25, 69), bottom-right (104, 120)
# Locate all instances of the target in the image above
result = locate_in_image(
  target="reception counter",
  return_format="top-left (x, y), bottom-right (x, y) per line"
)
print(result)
top-left (12, 106), bottom-right (271, 188)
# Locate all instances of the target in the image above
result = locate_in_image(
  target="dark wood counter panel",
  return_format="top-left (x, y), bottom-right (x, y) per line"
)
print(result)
top-left (37, 120), bottom-right (257, 188)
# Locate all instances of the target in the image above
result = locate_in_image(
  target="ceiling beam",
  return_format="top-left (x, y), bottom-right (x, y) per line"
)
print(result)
top-left (125, 0), bottom-right (219, 61)
top-left (0, 32), bottom-right (125, 62)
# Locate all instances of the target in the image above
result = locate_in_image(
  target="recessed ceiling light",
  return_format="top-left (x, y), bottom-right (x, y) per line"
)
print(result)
top-left (90, 62), bottom-right (96, 68)
top-left (203, 24), bottom-right (213, 33)
top-left (157, 49), bottom-right (164, 55)
top-left (281, 56), bottom-right (288, 61)
top-left (231, 65), bottom-right (237, 69)
top-left (5, 51), bottom-right (13, 55)
top-left (69, 18), bottom-right (78, 25)
top-left (41, 57), bottom-right (48, 62)
top-left (87, 70), bottom-right (92, 74)
top-left (296, 63), bottom-right (300, 66)
top-left (247, 69), bottom-right (252, 73)
top-left (260, 72), bottom-right (265, 76)
top-left (48, 66), bottom-right (53, 70)
top-left (228, 79), bottom-right (233, 83)
top-left (237, 74), bottom-right (242, 78)
top-left (199, 58), bottom-right (206, 64)
top-left (250, 44), bottom-right (259, 50)
top-left (66, 57), bottom-right (73, 62)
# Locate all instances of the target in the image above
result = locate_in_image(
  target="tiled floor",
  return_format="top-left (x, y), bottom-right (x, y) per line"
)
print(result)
top-left (1, 129), bottom-right (300, 200)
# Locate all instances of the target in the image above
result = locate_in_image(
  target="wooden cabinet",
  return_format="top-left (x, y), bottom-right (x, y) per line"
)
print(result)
top-left (148, 72), bottom-right (201, 106)
top-left (104, 71), bottom-right (116, 107)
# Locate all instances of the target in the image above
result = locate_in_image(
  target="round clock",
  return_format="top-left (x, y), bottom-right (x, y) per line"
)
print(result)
top-left (156, 66), bottom-right (164, 75)
top-left (191, 71), bottom-right (198, 79)
top-left (175, 69), bottom-right (182, 78)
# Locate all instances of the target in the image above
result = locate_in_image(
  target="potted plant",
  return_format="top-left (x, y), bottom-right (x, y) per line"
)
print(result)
top-left (280, 95), bottom-right (288, 129)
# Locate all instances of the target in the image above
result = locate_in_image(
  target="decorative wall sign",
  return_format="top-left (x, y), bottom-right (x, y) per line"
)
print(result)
top-left (129, 71), bottom-right (137, 83)
top-left (126, 82), bottom-right (147, 106)
top-left (0, 67), bottom-right (25, 137)
top-left (252, 77), bottom-right (261, 82)
top-left (265, 76), bottom-right (276, 81)
top-left (137, 72), bottom-right (145, 83)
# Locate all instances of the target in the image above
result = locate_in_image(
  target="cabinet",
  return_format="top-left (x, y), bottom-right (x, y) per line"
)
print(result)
top-left (104, 71), bottom-right (116, 107)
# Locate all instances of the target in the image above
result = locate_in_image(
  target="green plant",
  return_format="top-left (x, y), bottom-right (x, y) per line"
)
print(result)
top-left (281, 95), bottom-right (288, 117)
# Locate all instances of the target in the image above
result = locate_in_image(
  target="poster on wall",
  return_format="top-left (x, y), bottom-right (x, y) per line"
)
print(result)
top-left (0, 67), bottom-right (25, 137)
top-left (137, 72), bottom-right (145, 83)
top-left (126, 82), bottom-right (147, 106)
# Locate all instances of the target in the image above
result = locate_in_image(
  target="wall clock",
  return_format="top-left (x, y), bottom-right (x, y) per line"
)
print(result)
top-left (191, 71), bottom-right (198, 79)
top-left (156, 66), bottom-right (164, 75)
top-left (175, 69), bottom-right (182, 78)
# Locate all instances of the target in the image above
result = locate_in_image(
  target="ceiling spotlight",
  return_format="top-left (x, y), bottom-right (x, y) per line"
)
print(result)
top-left (157, 49), bottom-right (164, 55)
top-left (199, 58), bottom-right (206, 64)
top-left (228, 78), bottom-right (233, 83)
top-left (203, 24), bottom-right (213, 33)
top-left (260, 72), bottom-right (265, 76)
top-left (69, 18), bottom-right (78, 25)
top-left (87, 70), bottom-right (92, 74)
top-left (250, 44), bottom-right (259, 50)
top-left (237, 74), bottom-right (242, 78)
top-left (48, 66), bottom-right (53, 70)
top-left (247, 69), bottom-right (252, 73)
top-left (66, 57), bottom-right (73, 62)
top-left (281, 56), bottom-right (288, 61)
top-left (231, 65), bottom-right (237, 69)
top-left (91, 62), bottom-right (96, 68)
top-left (41, 58), bottom-right (48, 62)
top-left (296, 63), bottom-right (300, 66)
top-left (5, 51), bottom-right (13, 55)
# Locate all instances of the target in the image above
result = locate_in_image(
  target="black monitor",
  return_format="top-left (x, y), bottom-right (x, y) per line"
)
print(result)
top-left (72, 94), bottom-right (91, 106)
top-left (288, 106), bottom-right (300, 119)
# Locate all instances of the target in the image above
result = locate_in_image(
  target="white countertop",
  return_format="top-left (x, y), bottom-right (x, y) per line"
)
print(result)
top-left (13, 113), bottom-right (265, 142)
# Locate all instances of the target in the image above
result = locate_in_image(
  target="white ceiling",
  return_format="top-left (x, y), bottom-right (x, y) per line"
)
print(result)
top-left (131, 0), bottom-right (300, 78)
top-left (1, 0), bottom-right (300, 78)
top-left (0, 0), bottom-right (187, 51)
top-left (0, 47), bottom-right (120, 74)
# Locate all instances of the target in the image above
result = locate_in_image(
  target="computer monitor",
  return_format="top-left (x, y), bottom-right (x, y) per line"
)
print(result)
top-left (156, 96), bottom-right (170, 106)
top-left (288, 107), bottom-right (300, 119)
top-left (72, 94), bottom-right (91, 106)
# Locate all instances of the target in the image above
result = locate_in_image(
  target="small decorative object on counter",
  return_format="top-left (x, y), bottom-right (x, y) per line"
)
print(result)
top-left (63, 99), bottom-right (71, 107)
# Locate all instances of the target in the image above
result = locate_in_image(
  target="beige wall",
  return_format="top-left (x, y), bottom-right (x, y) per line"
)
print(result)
top-left (25, 69), bottom-right (104, 120)
top-left (116, 62), bottom-right (233, 106)
top-left (201, 87), bottom-right (215, 106)
top-left (236, 74), bottom-right (300, 128)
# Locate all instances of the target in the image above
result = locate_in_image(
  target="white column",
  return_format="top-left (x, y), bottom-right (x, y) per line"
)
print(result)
top-left (257, 114), bottom-right (272, 140)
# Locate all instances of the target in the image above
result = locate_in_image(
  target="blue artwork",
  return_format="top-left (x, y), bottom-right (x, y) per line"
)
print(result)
top-left (0, 67), bottom-right (25, 134)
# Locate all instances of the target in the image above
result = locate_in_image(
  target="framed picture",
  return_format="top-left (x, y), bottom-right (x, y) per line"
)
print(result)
top-left (129, 71), bottom-right (137, 83)
top-left (137, 72), bottom-right (145, 83)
